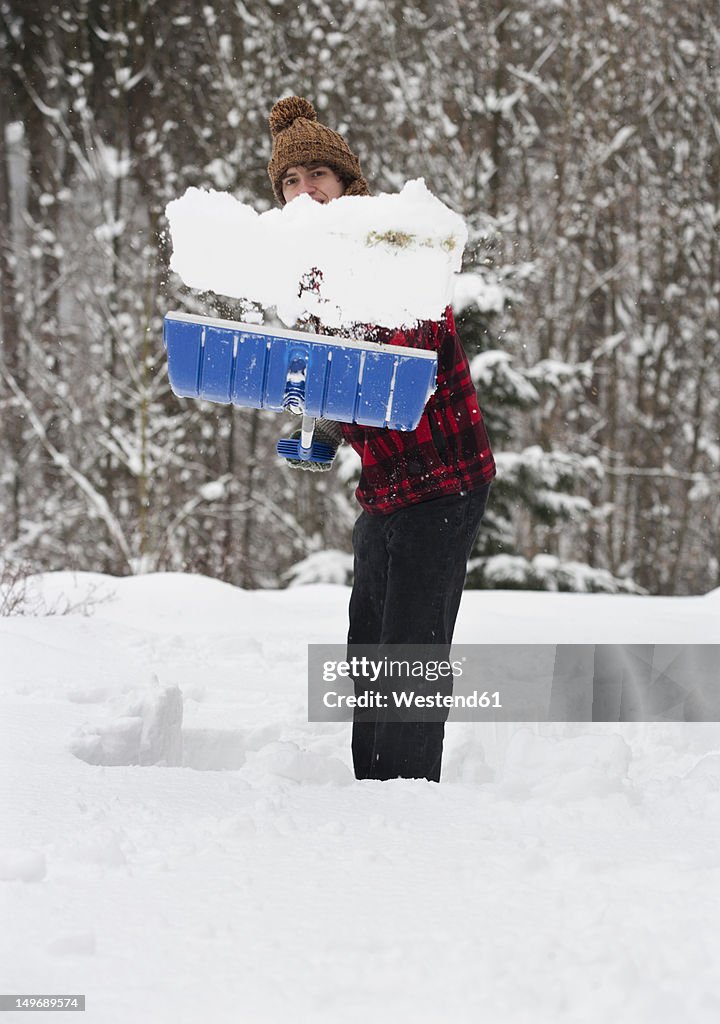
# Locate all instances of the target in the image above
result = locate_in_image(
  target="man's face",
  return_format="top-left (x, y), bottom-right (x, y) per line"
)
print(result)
top-left (281, 163), bottom-right (346, 204)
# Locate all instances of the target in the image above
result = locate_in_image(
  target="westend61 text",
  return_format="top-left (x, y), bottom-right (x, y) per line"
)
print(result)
top-left (323, 690), bottom-right (503, 709)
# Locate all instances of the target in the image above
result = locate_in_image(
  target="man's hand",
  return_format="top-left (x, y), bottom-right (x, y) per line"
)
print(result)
top-left (282, 424), bottom-right (339, 472)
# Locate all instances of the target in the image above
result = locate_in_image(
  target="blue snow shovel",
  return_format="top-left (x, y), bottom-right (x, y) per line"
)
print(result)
top-left (163, 312), bottom-right (438, 462)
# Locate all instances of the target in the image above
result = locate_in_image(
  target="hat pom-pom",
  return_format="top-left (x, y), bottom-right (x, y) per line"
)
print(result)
top-left (269, 96), bottom-right (317, 136)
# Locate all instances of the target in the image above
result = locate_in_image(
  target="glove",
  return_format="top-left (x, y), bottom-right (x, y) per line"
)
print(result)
top-left (284, 425), bottom-right (339, 472)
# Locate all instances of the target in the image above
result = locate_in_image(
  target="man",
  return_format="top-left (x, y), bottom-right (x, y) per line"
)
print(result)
top-left (268, 96), bottom-right (496, 782)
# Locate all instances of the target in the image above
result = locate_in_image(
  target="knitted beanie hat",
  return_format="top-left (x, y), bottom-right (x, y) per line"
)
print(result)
top-left (267, 96), bottom-right (371, 204)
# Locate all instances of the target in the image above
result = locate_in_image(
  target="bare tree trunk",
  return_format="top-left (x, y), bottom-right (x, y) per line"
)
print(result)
top-left (0, 88), bottom-right (24, 542)
top-left (240, 409), bottom-right (261, 588)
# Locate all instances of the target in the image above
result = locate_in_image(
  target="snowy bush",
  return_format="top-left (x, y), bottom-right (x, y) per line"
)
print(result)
top-left (283, 550), bottom-right (353, 587)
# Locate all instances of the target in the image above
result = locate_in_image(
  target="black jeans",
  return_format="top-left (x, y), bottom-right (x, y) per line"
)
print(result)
top-left (348, 483), bottom-right (491, 782)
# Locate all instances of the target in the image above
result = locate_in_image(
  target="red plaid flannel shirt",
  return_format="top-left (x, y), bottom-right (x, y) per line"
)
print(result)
top-left (341, 307), bottom-right (496, 514)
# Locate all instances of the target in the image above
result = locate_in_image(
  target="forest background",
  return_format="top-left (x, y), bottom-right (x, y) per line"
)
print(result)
top-left (0, 0), bottom-right (717, 597)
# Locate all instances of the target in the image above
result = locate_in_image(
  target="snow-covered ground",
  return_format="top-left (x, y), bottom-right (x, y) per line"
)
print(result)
top-left (1, 573), bottom-right (719, 1023)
